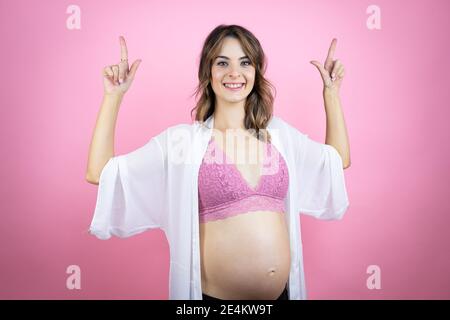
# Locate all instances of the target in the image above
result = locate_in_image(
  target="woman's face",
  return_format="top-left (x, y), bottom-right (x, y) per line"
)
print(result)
top-left (211, 37), bottom-right (256, 105)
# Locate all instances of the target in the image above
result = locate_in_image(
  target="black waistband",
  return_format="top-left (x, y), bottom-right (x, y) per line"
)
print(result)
top-left (202, 285), bottom-right (288, 300)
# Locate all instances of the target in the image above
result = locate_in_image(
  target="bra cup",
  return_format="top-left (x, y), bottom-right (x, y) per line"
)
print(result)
top-left (198, 159), bottom-right (248, 209)
top-left (258, 151), bottom-right (289, 198)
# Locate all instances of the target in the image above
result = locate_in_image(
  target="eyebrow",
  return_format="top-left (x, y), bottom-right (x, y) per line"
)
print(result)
top-left (215, 55), bottom-right (250, 60)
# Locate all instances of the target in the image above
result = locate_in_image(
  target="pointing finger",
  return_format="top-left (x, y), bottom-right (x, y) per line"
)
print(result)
top-left (324, 38), bottom-right (337, 71)
top-left (119, 36), bottom-right (128, 62)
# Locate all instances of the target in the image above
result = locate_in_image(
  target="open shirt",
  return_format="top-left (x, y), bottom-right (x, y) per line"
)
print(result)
top-left (88, 114), bottom-right (350, 300)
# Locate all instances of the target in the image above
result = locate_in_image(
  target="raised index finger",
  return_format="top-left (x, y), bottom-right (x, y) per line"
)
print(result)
top-left (325, 38), bottom-right (337, 68)
top-left (119, 36), bottom-right (128, 61)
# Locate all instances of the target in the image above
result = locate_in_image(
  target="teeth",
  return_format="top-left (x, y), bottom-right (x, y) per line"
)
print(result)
top-left (224, 83), bottom-right (244, 88)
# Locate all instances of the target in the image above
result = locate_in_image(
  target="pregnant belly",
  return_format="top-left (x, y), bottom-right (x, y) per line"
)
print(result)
top-left (199, 210), bottom-right (291, 300)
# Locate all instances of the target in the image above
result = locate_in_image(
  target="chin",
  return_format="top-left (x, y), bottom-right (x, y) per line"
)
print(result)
top-left (225, 95), bottom-right (247, 103)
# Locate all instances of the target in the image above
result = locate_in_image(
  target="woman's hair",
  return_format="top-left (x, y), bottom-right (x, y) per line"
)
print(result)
top-left (190, 24), bottom-right (276, 143)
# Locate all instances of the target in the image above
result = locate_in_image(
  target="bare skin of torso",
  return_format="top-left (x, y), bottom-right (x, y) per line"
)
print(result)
top-left (200, 130), bottom-right (291, 300)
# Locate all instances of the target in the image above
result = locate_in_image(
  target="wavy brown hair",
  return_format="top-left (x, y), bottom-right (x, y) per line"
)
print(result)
top-left (189, 24), bottom-right (276, 143)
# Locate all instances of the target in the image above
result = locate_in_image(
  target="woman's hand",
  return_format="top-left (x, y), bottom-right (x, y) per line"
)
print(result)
top-left (310, 38), bottom-right (345, 95)
top-left (102, 36), bottom-right (141, 96)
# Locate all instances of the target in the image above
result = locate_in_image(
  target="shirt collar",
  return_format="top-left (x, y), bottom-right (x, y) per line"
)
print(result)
top-left (201, 113), bottom-right (275, 131)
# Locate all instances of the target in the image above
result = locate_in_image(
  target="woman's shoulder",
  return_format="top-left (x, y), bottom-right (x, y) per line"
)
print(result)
top-left (148, 121), bottom-right (193, 147)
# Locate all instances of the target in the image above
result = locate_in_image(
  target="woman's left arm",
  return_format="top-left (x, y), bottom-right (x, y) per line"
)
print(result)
top-left (323, 89), bottom-right (351, 168)
top-left (310, 38), bottom-right (351, 169)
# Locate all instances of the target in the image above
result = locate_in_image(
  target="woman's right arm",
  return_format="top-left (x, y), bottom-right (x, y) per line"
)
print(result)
top-left (85, 93), bottom-right (123, 184)
top-left (86, 36), bottom-right (141, 185)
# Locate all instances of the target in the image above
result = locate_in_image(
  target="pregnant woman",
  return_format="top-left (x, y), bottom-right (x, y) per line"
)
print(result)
top-left (86, 24), bottom-right (351, 300)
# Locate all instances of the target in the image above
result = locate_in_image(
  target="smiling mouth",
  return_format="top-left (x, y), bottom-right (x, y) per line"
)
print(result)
top-left (223, 83), bottom-right (245, 90)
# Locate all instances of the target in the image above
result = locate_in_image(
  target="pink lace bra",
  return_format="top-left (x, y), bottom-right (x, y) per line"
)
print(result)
top-left (198, 136), bottom-right (289, 223)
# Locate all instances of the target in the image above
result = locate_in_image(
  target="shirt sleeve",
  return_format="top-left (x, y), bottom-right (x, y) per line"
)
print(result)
top-left (296, 132), bottom-right (349, 220)
top-left (88, 136), bottom-right (166, 239)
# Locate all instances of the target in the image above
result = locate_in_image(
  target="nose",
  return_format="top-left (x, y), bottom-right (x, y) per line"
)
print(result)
top-left (226, 71), bottom-right (242, 81)
top-left (227, 64), bottom-right (243, 79)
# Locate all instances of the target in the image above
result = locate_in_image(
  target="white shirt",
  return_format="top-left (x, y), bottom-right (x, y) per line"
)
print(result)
top-left (88, 114), bottom-right (350, 300)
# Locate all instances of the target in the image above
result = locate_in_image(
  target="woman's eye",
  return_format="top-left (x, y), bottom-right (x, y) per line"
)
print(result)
top-left (217, 61), bottom-right (251, 66)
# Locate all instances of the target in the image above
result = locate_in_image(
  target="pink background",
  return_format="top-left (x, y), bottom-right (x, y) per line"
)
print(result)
top-left (0, 0), bottom-right (449, 299)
